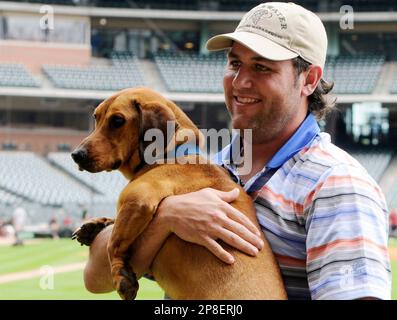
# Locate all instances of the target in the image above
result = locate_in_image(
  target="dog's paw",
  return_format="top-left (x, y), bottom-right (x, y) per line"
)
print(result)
top-left (71, 217), bottom-right (114, 246)
top-left (114, 265), bottom-right (139, 300)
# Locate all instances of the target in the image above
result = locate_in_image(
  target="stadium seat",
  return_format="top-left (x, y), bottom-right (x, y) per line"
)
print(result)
top-left (323, 54), bottom-right (384, 94)
top-left (349, 147), bottom-right (393, 182)
top-left (390, 72), bottom-right (397, 94)
top-left (386, 179), bottom-right (397, 210)
top-left (154, 52), bottom-right (225, 93)
top-left (0, 63), bottom-right (40, 88)
top-left (0, 188), bottom-right (24, 206)
top-left (0, 151), bottom-right (95, 206)
top-left (42, 51), bottom-right (145, 91)
top-left (47, 152), bottom-right (127, 203)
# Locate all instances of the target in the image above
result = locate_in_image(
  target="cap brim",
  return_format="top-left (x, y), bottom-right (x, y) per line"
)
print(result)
top-left (206, 31), bottom-right (298, 61)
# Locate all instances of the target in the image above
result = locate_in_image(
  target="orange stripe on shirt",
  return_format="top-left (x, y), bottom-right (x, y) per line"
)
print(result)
top-left (258, 185), bottom-right (304, 215)
top-left (307, 236), bottom-right (388, 261)
top-left (321, 175), bottom-right (384, 200)
top-left (306, 146), bottom-right (358, 166)
top-left (304, 175), bottom-right (384, 208)
top-left (275, 253), bottom-right (307, 268)
top-left (258, 174), bottom-right (382, 217)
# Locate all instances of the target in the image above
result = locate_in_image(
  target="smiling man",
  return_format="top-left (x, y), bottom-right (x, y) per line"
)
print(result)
top-left (84, 2), bottom-right (391, 300)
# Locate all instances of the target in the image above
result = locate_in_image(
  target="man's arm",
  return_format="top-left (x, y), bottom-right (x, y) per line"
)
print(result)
top-left (83, 188), bottom-right (264, 293)
top-left (83, 212), bottom-right (170, 293)
top-left (305, 166), bottom-right (391, 300)
top-left (83, 225), bottom-right (113, 293)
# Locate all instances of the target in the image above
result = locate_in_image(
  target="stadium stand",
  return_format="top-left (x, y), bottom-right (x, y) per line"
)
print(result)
top-left (0, 188), bottom-right (25, 206)
top-left (47, 152), bottom-right (126, 203)
top-left (42, 51), bottom-right (145, 90)
top-left (387, 181), bottom-right (397, 210)
top-left (17, 0), bottom-right (76, 4)
top-left (385, 170), bottom-right (397, 209)
top-left (324, 55), bottom-right (385, 94)
top-left (154, 52), bottom-right (386, 94)
top-left (349, 148), bottom-right (393, 182)
top-left (0, 53), bottom-right (385, 94)
top-left (390, 72), bottom-right (397, 94)
top-left (0, 151), bottom-right (95, 206)
top-left (0, 63), bottom-right (40, 88)
top-left (0, 151), bottom-right (126, 225)
top-left (3, 0), bottom-right (396, 12)
top-left (154, 52), bottom-right (225, 93)
top-left (1, 0), bottom-right (397, 230)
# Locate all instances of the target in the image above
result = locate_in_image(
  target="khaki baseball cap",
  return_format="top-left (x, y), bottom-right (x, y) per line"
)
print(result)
top-left (206, 2), bottom-right (328, 69)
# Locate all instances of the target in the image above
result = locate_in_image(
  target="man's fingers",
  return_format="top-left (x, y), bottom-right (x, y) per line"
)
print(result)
top-left (213, 188), bottom-right (240, 203)
top-left (202, 237), bottom-right (235, 264)
top-left (207, 188), bottom-right (261, 238)
top-left (223, 204), bottom-right (262, 238)
top-left (213, 227), bottom-right (261, 257)
top-left (221, 218), bottom-right (264, 250)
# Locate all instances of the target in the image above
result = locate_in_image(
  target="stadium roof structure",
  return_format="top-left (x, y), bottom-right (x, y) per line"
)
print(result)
top-left (0, 86), bottom-right (224, 103)
top-left (2, 1), bottom-right (397, 22)
top-left (2, 1), bottom-right (397, 103)
top-left (2, 87), bottom-right (397, 104)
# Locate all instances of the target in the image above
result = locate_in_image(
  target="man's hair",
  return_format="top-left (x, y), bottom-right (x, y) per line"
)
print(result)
top-left (292, 57), bottom-right (336, 120)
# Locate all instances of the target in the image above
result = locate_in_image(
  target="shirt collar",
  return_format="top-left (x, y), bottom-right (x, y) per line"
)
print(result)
top-left (267, 112), bottom-right (320, 168)
top-left (213, 113), bottom-right (320, 169)
top-left (212, 133), bottom-right (240, 166)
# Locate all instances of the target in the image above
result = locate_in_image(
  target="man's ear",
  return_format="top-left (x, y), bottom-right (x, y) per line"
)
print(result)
top-left (301, 65), bottom-right (322, 97)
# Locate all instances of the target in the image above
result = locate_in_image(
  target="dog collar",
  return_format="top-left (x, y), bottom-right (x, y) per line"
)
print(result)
top-left (165, 143), bottom-right (205, 159)
top-left (149, 142), bottom-right (206, 164)
top-left (135, 142), bottom-right (206, 172)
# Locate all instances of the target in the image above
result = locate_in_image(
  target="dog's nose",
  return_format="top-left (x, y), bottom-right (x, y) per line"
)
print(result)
top-left (71, 148), bottom-right (88, 164)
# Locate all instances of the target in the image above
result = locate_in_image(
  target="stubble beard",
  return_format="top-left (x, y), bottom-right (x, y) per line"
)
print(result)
top-left (232, 109), bottom-right (291, 145)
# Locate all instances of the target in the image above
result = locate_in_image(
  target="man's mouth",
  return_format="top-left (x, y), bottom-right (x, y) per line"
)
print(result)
top-left (234, 96), bottom-right (261, 104)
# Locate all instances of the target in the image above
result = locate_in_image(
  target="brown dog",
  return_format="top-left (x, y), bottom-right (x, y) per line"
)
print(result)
top-left (71, 87), bottom-right (287, 300)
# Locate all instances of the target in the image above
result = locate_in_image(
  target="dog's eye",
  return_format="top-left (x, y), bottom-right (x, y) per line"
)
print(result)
top-left (109, 116), bottom-right (126, 129)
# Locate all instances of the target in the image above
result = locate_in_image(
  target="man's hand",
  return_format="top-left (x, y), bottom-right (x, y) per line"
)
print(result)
top-left (83, 187), bottom-right (264, 293)
top-left (158, 188), bottom-right (264, 264)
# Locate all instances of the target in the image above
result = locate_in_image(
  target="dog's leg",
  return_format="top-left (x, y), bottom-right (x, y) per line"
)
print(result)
top-left (108, 195), bottom-right (160, 300)
top-left (72, 217), bottom-right (115, 246)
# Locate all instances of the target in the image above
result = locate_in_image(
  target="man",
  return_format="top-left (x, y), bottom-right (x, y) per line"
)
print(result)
top-left (12, 205), bottom-right (27, 246)
top-left (83, 2), bottom-right (391, 299)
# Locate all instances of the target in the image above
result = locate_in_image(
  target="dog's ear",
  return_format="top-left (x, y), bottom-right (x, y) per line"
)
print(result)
top-left (136, 101), bottom-right (177, 135)
top-left (133, 100), bottom-right (180, 160)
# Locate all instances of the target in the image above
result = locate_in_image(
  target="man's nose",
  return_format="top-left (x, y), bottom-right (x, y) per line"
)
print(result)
top-left (232, 68), bottom-right (253, 89)
top-left (71, 148), bottom-right (88, 164)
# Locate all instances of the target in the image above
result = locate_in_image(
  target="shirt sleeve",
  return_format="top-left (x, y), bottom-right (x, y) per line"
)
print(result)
top-left (305, 165), bottom-right (392, 300)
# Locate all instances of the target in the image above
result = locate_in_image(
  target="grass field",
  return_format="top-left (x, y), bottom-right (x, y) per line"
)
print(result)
top-left (0, 238), bottom-right (396, 300)
top-left (389, 238), bottom-right (397, 300)
top-left (0, 239), bottom-right (164, 300)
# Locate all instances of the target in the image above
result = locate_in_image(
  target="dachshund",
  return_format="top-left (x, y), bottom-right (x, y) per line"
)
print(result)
top-left (71, 87), bottom-right (286, 300)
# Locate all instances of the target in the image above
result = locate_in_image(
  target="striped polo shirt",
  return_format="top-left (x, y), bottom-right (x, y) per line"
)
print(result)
top-left (213, 113), bottom-right (391, 300)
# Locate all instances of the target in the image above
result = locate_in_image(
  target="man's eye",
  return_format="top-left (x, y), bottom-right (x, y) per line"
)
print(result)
top-left (228, 60), bottom-right (240, 69)
top-left (109, 116), bottom-right (126, 129)
top-left (255, 64), bottom-right (269, 72)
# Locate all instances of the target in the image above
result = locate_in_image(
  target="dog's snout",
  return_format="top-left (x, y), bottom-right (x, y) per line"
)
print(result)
top-left (71, 148), bottom-right (88, 164)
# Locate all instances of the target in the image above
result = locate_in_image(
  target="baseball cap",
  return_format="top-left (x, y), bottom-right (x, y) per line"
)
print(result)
top-left (206, 2), bottom-right (328, 69)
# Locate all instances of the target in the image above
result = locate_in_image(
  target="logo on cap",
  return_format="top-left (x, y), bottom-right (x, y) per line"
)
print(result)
top-left (250, 8), bottom-right (273, 24)
top-left (240, 4), bottom-right (288, 31)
